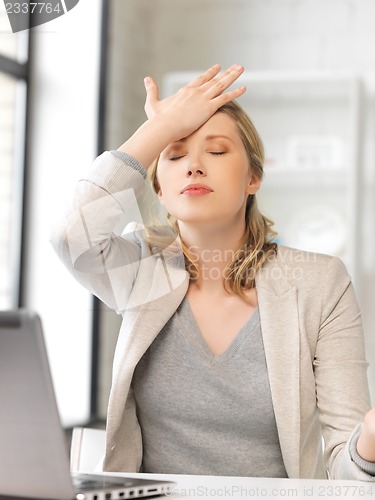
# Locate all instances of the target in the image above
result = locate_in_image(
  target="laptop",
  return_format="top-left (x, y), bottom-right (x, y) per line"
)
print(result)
top-left (0, 309), bottom-right (176, 500)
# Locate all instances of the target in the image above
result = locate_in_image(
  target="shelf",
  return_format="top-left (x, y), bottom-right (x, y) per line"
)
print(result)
top-left (238, 72), bottom-right (360, 104)
top-left (261, 167), bottom-right (348, 189)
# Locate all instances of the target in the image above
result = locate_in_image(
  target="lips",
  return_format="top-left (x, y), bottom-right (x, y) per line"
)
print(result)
top-left (181, 183), bottom-right (213, 196)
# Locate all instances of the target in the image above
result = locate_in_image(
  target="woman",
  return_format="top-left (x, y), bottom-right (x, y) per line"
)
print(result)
top-left (51, 64), bottom-right (375, 479)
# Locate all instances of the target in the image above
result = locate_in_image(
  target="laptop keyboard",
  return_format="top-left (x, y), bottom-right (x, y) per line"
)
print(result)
top-left (71, 474), bottom-right (172, 499)
top-left (72, 476), bottom-right (136, 490)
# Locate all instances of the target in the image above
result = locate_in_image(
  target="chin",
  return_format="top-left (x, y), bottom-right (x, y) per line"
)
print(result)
top-left (176, 213), bottom-right (228, 226)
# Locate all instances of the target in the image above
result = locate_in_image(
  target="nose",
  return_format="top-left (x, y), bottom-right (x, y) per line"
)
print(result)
top-left (186, 159), bottom-right (206, 177)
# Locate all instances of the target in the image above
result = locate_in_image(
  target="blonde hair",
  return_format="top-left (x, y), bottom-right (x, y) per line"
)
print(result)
top-left (148, 100), bottom-right (277, 296)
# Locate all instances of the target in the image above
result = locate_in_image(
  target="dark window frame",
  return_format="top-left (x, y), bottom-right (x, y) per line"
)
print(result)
top-left (90, 0), bottom-right (110, 423)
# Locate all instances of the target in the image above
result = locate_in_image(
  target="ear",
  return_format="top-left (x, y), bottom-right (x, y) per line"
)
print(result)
top-left (157, 188), bottom-right (164, 204)
top-left (246, 174), bottom-right (261, 195)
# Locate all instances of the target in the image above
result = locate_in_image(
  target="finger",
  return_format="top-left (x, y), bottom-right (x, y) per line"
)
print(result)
top-left (204, 64), bottom-right (244, 95)
top-left (211, 85), bottom-right (247, 108)
top-left (144, 76), bottom-right (159, 106)
top-left (187, 64), bottom-right (221, 88)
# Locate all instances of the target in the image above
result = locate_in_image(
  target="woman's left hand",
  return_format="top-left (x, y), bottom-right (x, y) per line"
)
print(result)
top-left (357, 408), bottom-right (375, 462)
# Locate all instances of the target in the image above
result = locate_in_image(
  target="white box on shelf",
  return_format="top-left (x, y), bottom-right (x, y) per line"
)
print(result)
top-left (286, 135), bottom-right (344, 170)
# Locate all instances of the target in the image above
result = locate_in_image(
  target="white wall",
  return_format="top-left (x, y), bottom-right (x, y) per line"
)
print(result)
top-left (102, 0), bottom-right (375, 406)
top-left (24, 0), bottom-right (102, 425)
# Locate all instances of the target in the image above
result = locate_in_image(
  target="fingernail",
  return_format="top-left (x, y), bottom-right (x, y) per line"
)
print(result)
top-left (234, 64), bottom-right (243, 71)
top-left (144, 76), bottom-right (151, 85)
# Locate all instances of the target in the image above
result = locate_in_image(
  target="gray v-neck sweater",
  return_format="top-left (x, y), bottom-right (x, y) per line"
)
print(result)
top-left (132, 297), bottom-right (288, 477)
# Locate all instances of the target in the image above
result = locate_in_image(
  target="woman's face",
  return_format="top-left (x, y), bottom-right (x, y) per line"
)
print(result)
top-left (156, 112), bottom-right (261, 228)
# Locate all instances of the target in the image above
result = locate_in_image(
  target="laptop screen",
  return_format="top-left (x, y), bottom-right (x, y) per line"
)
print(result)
top-left (0, 310), bottom-right (75, 499)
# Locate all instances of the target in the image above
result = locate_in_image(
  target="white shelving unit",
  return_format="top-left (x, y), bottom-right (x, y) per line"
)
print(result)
top-left (163, 71), bottom-right (363, 286)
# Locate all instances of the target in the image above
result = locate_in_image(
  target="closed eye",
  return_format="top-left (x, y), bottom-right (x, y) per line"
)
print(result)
top-left (169, 155), bottom-right (185, 161)
top-left (169, 152), bottom-right (225, 160)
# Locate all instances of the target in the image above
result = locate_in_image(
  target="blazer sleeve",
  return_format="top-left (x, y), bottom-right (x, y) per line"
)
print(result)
top-left (313, 256), bottom-right (373, 480)
top-left (50, 151), bottom-right (150, 314)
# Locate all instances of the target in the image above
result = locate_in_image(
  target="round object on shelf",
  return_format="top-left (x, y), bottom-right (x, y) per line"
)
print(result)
top-left (285, 205), bottom-right (347, 256)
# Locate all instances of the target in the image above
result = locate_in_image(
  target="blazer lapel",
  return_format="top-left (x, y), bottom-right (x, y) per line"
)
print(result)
top-left (256, 267), bottom-right (301, 478)
top-left (108, 247), bottom-right (189, 423)
top-left (104, 248), bottom-right (189, 471)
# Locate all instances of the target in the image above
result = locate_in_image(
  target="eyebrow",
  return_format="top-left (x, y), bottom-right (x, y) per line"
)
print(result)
top-left (170, 134), bottom-right (235, 145)
top-left (205, 134), bottom-right (235, 143)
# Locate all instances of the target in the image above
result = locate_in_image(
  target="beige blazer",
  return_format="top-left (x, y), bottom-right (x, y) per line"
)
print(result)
top-left (51, 151), bottom-right (372, 480)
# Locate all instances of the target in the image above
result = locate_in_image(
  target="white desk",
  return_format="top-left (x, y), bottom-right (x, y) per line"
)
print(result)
top-left (98, 471), bottom-right (375, 499)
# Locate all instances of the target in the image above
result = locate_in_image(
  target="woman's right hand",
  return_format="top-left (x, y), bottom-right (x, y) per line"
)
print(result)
top-left (143, 64), bottom-right (246, 142)
top-left (118, 64), bottom-right (246, 168)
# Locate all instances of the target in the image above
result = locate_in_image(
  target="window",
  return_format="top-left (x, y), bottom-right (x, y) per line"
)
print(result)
top-left (0, 6), bottom-right (28, 308)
